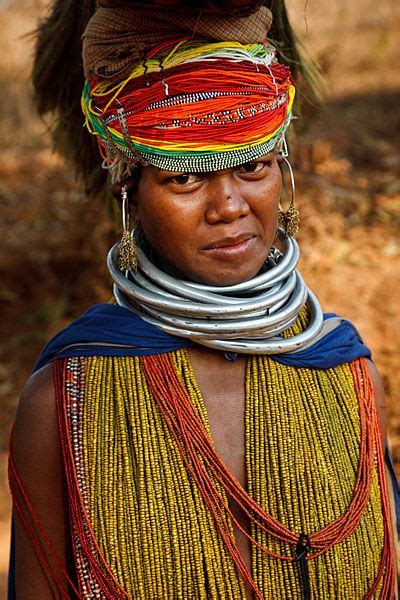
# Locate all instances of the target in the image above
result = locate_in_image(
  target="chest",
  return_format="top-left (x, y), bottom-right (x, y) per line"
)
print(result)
top-left (188, 348), bottom-right (254, 594)
top-left (188, 349), bottom-right (247, 475)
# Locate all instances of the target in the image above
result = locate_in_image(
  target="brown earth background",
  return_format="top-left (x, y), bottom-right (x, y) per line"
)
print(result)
top-left (0, 0), bottom-right (399, 594)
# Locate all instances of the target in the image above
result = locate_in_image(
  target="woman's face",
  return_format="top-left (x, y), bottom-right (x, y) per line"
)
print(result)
top-left (132, 153), bottom-right (282, 286)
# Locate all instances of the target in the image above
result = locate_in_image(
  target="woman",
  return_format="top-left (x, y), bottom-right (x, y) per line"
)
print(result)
top-left (8, 0), bottom-right (398, 598)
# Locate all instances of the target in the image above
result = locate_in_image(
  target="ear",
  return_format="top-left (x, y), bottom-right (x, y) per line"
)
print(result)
top-left (111, 177), bottom-right (140, 223)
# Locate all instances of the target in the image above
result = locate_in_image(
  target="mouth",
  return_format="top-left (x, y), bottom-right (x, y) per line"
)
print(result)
top-left (203, 233), bottom-right (257, 258)
top-left (204, 233), bottom-right (256, 250)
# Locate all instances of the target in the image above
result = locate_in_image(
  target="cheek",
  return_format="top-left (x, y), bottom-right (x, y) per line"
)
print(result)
top-left (137, 194), bottom-right (196, 261)
top-left (252, 167), bottom-right (281, 233)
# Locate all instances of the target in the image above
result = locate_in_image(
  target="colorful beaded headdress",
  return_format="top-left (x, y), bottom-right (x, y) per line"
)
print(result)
top-left (81, 5), bottom-right (295, 179)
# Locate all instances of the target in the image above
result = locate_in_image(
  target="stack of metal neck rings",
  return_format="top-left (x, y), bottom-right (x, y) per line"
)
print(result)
top-left (108, 228), bottom-right (324, 354)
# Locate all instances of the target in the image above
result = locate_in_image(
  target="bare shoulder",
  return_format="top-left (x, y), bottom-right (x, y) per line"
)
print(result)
top-left (12, 363), bottom-right (58, 464)
top-left (11, 362), bottom-right (64, 499)
top-left (16, 362), bottom-right (55, 418)
top-left (365, 358), bottom-right (387, 449)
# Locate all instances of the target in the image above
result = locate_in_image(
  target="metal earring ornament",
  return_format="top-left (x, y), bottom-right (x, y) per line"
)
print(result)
top-left (117, 184), bottom-right (137, 272)
top-left (278, 153), bottom-right (299, 238)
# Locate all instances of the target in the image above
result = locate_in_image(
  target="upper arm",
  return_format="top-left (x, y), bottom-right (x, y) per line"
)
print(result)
top-left (366, 361), bottom-right (400, 584)
top-left (11, 363), bottom-right (70, 598)
top-left (366, 359), bottom-right (387, 454)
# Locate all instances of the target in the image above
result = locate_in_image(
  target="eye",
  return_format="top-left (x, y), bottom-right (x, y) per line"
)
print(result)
top-left (169, 173), bottom-right (202, 185)
top-left (238, 161), bottom-right (272, 174)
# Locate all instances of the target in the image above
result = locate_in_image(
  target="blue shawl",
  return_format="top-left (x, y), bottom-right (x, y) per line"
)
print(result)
top-left (33, 303), bottom-right (371, 371)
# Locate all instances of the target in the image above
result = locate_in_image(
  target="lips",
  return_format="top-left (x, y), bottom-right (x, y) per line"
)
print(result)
top-left (204, 233), bottom-right (255, 250)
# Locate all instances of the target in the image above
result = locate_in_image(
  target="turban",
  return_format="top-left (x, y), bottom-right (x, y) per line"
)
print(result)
top-left (81, 4), bottom-right (295, 178)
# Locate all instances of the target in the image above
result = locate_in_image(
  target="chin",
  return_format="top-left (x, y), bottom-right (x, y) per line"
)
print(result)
top-left (188, 263), bottom-right (264, 287)
top-left (186, 239), bottom-right (271, 286)
top-left (216, 271), bottom-right (261, 287)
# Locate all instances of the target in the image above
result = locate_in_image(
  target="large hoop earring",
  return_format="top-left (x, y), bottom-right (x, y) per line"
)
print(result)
top-left (117, 184), bottom-right (137, 272)
top-left (278, 151), bottom-right (299, 238)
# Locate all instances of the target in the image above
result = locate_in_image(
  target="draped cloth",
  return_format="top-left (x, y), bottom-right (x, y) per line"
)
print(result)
top-left (32, 303), bottom-right (371, 372)
top-left (82, 5), bottom-right (273, 81)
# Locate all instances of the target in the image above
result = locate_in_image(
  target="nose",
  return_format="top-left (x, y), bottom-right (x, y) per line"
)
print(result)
top-left (205, 177), bottom-right (250, 224)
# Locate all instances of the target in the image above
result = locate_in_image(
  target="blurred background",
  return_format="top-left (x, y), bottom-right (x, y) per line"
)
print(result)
top-left (0, 0), bottom-right (399, 594)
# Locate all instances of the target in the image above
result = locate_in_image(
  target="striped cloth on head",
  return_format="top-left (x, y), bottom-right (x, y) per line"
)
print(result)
top-left (83, 5), bottom-right (272, 81)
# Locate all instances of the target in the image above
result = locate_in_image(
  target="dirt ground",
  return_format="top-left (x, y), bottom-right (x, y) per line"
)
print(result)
top-left (0, 0), bottom-right (399, 593)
